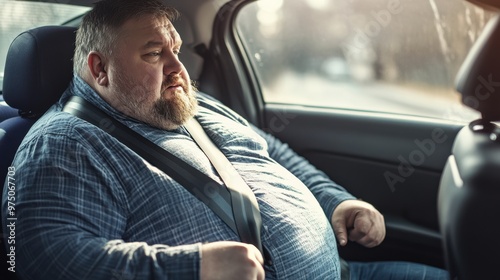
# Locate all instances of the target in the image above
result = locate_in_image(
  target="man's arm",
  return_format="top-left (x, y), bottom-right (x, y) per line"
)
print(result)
top-left (197, 93), bottom-right (384, 248)
top-left (3, 129), bottom-right (201, 280)
top-left (251, 125), bottom-right (355, 219)
top-left (252, 125), bottom-right (385, 248)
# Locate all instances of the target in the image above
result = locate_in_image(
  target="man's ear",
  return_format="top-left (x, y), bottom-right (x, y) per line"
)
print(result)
top-left (87, 51), bottom-right (109, 86)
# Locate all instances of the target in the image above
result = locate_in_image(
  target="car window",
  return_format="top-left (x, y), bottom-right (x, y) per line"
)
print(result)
top-left (0, 1), bottom-right (90, 93)
top-left (236, 0), bottom-right (494, 122)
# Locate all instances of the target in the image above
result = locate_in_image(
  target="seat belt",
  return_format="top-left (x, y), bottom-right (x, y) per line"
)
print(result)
top-left (184, 118), bottom-right (263, 254)
top-left (63, 96), bottom-right (263, 254)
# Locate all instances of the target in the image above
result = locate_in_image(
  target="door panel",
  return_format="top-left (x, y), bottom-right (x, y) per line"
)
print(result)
top-left (209, 0), bottom-right (467, 269)
top-left (262, 104), bottom-right (464, 268)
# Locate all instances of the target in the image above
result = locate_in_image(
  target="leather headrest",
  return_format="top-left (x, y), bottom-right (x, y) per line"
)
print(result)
top-left (3, 26), bottom-right (76, 117)
top-left (467, 0), bottom-right (500, 12)
top-left (455, 15), bottom-right (500, 121)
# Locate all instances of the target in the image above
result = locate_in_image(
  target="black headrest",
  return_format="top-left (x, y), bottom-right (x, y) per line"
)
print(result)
top-left (455, 15), bottom-right (500, 121)
top-left (3, 26), bottom-right (77, 117)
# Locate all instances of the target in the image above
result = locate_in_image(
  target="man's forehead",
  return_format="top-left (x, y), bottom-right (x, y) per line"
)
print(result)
top-left (119, 14), bottom-right (181, 43)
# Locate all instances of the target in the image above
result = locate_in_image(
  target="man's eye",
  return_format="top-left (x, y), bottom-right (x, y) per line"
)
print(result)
top-left (173, 49), bottom-right (181, 55)
top-left (150, 52), bottom-right (161, 56)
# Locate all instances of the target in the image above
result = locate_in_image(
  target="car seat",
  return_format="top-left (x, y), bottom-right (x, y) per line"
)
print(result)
top-left (437, 8), bottom-right (500, 280)
top-left (0, 25), bottom-right (77, 280)
top-left (0, 102), bottom-right (18, 122)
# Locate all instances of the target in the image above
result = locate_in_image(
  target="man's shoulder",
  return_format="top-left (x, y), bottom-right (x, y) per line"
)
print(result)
top-left (20, 103), bottom-right (109, 149)
top-left (196, 92), bottom-right (249, 126)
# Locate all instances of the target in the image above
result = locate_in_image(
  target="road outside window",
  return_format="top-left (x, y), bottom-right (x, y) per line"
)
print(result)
top-left (236, 0), bottom-right (494, 122)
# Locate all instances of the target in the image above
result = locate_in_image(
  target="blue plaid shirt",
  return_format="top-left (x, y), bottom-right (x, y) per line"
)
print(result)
top-left (3, 76), bottom-right (355, 280)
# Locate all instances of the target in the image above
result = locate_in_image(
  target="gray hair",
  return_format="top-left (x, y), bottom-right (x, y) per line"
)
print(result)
top-left (73, 0), bottom-right (179, 76)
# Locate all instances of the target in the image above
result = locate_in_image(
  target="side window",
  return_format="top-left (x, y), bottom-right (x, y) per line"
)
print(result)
top-left (0, 2), bottom-right (90, 92)
top-left (236, 0), bottom-right (493, 122)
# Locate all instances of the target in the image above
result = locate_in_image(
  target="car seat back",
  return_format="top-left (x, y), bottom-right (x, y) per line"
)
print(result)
top-left (0, 24), bottom-right (76, 192)
top-left (0, 25), bottom-right (77, 280)
top-left (0, 102), bottom-right (17, 122)
top-left (437, 10), bottom-right (500, 280)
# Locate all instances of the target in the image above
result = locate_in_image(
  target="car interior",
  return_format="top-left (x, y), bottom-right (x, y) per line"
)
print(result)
top-left (438, 9), bottom-right (500, 280)
top-left (0, 0), bottom-right (499, 279)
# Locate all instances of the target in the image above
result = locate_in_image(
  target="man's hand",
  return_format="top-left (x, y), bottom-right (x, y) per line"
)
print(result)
top-left (200, 241), bottom-right (265, 280)
top-left (331, 200), bottom-right (386, 248)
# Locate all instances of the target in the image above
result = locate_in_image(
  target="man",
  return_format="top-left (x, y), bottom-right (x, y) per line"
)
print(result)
top-left (2, 0), bottom-right (448, 279)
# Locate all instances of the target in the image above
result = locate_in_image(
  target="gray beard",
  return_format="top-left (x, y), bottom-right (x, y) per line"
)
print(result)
top-left (111, 73), bottom-right (198, 130)
top-left (150, 88), bottom-right (198, 129)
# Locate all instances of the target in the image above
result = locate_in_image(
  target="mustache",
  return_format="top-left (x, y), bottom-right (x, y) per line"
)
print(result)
top-left (163, 74), bottom-right (188, 92)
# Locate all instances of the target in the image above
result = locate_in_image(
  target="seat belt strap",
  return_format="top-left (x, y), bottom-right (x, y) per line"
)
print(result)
top-left (63, 96), bottom-right (264, 254)
top-left (63, 96), bottom-right (236, 233)
top-left (184, 118), bottom-right (263, 254)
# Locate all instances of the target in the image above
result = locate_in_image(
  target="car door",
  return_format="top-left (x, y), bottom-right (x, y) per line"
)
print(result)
top-left (199, 0), bottom-right (493, 269)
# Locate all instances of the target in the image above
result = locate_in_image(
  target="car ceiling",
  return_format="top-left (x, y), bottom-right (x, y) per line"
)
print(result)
top-left (14, 0), bottom-right (235, 80)
top-left (59, 0), bottom-right (230, 44)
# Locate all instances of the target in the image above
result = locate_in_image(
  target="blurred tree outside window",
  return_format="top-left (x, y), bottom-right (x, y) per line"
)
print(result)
top-left (236, 0), bottom-right (494, 122)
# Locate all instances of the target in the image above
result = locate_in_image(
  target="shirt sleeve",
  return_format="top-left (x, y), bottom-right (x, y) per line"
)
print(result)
top-left (251, 124), bottom-right (357, 221)
top-left (2, 122), bottom-right (201, 280)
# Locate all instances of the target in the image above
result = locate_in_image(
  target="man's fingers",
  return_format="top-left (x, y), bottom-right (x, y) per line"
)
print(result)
top-left (252, 245), bottom-right (264, 265)
top-left (355, 234), bottom-right (382, 248)
top-left (201, 242), bottom-right (265, 280)
top-left (249, 245), bottom-right (265, 280)
top-left (350, 227), bottom-right (384, 248)
top-left (332, 219), bottom-right (349, 246)
top-left (331, 200), bottom-right (386, 248)
top-left (257, 260), bottom-right (265, 280)
top-left (348, 214), bottom-right (371, 240)
top-left (348, 226), bottom-right (372, 244)
top-left (347, 212), bottom-right (385, 247)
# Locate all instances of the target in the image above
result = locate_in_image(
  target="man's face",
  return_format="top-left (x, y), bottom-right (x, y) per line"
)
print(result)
top-left (103, 14), bottom-right (197, 130)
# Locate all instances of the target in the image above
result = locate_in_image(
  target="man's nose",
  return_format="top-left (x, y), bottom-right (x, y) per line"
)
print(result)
top-left (163, 52), bottom-right (183, 75)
